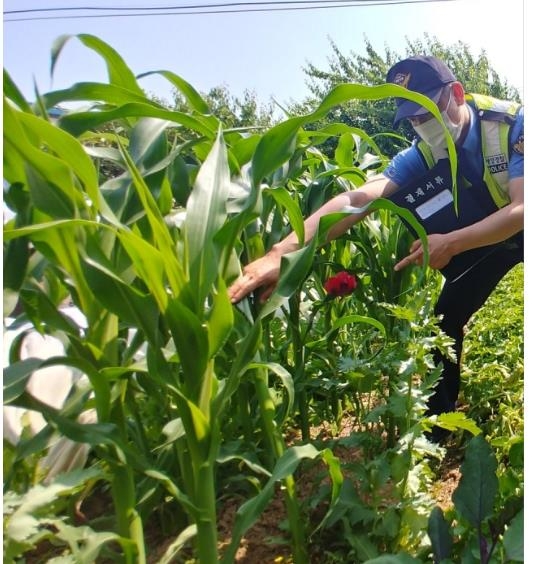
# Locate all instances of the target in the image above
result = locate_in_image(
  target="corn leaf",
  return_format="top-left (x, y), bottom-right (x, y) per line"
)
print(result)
top-left (82, 255), bottom-right (161, 347)
top-left (116, 140), bottom-right (189, 298)
top-left (51, 34), bottom-right (144, 95)
top-left (57, 101), bottom-right (217, 138)
top-left (3, 69), bottom-right (32, 112)
top-left (247, 361), bottom-right (294, 423)
top-left (251, 117), bottom-right (302, 187)
top-left (184, 128), bottom-right (231, 309)
top-left (222, 444), bottom-right (341, 564)
top-left (206, 276), bottom-right (234, 358)
top-left (117, 229), bottom-right (169, 312)
top-left (264, 187), bottom-right (305, 247)
top-left (15, 111), bottom-right (100, 212)
top-left (3, 358), bottom-right (44, 404)
top-left (3, 99), bottom-right (87, 215)
top-left (137, 70), bottom-right (209, 113)
top-left (165, 297), bottom-right (209, 394)
top-left (212, 318), bottom-right (262, 417)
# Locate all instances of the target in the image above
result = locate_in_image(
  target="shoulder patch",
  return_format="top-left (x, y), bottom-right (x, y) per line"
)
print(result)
top-left (513, 134), bottom-right (524, 155)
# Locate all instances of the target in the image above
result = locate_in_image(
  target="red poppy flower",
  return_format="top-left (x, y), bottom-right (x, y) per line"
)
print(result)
top-left (323, 271), bottom-right (357, 297)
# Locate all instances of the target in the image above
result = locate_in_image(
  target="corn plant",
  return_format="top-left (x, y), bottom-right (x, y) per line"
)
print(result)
top-left (4, 33), bottom-right (468, 562)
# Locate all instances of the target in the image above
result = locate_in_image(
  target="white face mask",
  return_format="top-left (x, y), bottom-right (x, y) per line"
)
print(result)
top-left (412, 90), bottom-right (463, 149)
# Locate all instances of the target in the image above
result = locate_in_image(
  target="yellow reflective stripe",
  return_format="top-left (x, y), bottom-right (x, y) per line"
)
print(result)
top-left (499, 118), bottom-right (510, 149)
top-left (417, 94), bottom-right (517, 208)
top-left (467, 93), bottom-right (516, 208)
top-left (480, 120), bottom-right (511, 208)
top-left (468, 93), bottom-right (520, 117)
top-left (467, 93), bottom-right (493, 110)
top-left (482, 168), bottom-right (510, 208)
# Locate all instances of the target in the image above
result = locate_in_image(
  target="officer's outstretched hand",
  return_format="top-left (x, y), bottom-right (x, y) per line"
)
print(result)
top-left (228, 252), bottom-right (282, 304)
top-left (394, 233), bottom-right (454, 271)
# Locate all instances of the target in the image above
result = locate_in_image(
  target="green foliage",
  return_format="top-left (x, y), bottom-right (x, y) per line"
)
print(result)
top-left (298, 38), bottom-right (405, 157)
top-left (462, 266), bottom-right (523, 437)
top-left (172, 84), bottom-right (275, 129)
top-left (427, 435), bottom-right (523, 563)
top-left (404, 35), bottom-right (521, 102)
top-left (222, 444), bottom-right (342, 564)
top-left (3, 32), bottom-right (522, 564)
top-left (296, 35), bottom-right (522, 157)
top-left (3, 468), bottom-right (125, 563)
top-left (452, 436), bottom-right (498, 526)
top-left (428, 507), bottom-right (453, 561)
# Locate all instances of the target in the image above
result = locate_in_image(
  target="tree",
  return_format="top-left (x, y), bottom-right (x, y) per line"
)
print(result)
top-left (172, 84), bottom-right (276, 129)
top-left (405, 35), bottom-right (521, 102)
top-left (290, 35), bottom-right (522, 157)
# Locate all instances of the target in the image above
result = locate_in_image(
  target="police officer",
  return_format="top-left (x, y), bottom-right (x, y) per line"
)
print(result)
top-left (228, 55), bottom-right (524, 441)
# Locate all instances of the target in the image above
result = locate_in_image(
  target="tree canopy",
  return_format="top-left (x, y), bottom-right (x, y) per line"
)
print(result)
top-left (172, 84), bottom-right (275, 129)
top-left (292, 34), bottom-right (522, 156)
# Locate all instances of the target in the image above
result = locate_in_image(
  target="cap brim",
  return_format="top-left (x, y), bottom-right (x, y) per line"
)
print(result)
top-left (392, 85), bottom-right (444, 127)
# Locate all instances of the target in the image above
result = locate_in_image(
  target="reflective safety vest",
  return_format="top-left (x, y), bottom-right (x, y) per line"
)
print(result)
top-left (415, 93), bottom-right (521, 210)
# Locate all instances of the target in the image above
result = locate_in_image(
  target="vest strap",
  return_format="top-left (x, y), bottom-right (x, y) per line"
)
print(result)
top-left (416, 94), bottom-right (519, 209)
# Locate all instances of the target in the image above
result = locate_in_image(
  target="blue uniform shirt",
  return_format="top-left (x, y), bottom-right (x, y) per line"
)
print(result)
top-left (384, 104), bottom-right (524, 186)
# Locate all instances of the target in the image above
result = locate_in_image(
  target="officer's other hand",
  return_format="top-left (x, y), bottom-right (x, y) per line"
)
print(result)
top-left (394, 234), bottom-right (454, 271)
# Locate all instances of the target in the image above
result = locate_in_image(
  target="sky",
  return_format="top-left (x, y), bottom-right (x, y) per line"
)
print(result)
top-left (2, 0), bottom-right (527, 110)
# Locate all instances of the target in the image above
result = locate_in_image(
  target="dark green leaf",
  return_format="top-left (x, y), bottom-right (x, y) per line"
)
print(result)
top-left (503, 508), bottom-right (523, 561)
top-left (3, 358), bottom-right (44, 403)
top-left (348, 533), bottom-right (380, 561)
top-left (83, 255), bottom-right (161, 346)
top-left (259, 244), bottom-right (316, 319)
top-left (167, 154), bottom-right (192, 207)
top-left (212, 317), bottom-right (262, 417)
top-left (428, 506), bottom-right (453, 562)
top-left (3, 236), bottom-right (30, 292)
top-left (25, 165), bottom-right (75, 219)
top-left (452, 435), bottom-right (498, 527)
top-left (364, 555), bottom-right (422, 564)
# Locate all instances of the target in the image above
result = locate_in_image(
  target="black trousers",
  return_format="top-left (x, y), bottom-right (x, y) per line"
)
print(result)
top-left (427, 233), bottom-right (524, 416)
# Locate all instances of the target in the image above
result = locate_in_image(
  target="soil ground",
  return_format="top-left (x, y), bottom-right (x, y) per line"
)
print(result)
top-left (145, 418), bottom-right (463, 563)
top-left (20, 428), bottom-right (462, 564)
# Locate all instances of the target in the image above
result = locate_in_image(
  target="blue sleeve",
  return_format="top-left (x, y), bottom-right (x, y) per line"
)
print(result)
top-left (509, 106), bottom-right (524, 179)
top-left (383, 142), bottom-right (428, 187)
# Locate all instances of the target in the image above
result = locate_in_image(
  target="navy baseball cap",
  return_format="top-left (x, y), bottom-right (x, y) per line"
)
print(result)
top-left (386, 56), bottom-right (456, 126)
